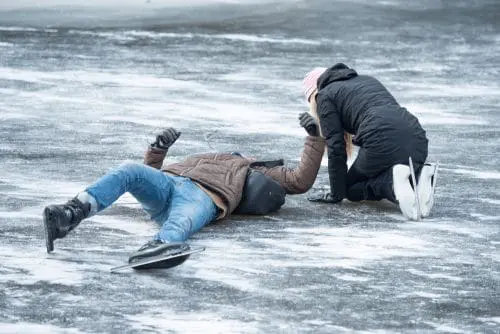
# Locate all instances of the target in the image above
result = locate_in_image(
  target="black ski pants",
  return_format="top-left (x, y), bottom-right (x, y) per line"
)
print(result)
top-left (346, 136), bottom-right (428, 203)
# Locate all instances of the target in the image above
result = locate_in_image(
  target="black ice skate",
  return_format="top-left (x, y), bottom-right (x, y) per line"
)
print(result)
top-left (43, 197), bottom-right (90, 253)
top-left (110, 240), bottom-right (205, 273)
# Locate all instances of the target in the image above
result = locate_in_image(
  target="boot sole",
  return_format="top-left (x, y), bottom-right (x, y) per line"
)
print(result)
top-left (133, 254), bottom-right (190, 270)
top-left (43, 207), bottom-right (55, 253)
top-left (112, 246), bottom-right (205, 272)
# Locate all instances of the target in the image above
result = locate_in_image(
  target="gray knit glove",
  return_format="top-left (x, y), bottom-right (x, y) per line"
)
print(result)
top-left (299, 112), bottom-right (319, 136)
top-left (152, 128), bottom-right (181, 151)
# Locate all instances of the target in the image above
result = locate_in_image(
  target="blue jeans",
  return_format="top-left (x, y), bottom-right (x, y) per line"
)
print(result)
top-left (85, 163), bottom-right (218, 242)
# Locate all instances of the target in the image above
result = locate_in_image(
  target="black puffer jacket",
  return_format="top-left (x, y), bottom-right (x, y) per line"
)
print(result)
top-left (316, 63), bottom-right (427, 201)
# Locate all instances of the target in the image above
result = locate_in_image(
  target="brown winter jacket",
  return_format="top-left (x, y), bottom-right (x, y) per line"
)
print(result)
top-left (144, 135), bottom-right (325, 219)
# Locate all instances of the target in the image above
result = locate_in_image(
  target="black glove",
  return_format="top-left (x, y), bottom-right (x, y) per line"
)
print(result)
top-left (307, 191), bottom-right (343, 204)
top-left (299, 112), bottom-right (319, 137)
top-left (152, 128), bottom-right (181, 151)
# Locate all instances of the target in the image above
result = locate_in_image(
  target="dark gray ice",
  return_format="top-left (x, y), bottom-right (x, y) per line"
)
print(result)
top-left (0, 0), bottom-right (499, 333)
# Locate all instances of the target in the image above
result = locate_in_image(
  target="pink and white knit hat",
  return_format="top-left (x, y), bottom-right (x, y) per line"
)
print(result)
top-left (302, 67), bottom-right (327, 102)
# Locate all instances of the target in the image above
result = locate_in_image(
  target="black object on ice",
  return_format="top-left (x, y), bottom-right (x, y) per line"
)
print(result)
top-left (110, 241), bottom-right (205, 273)
top-left (235, 167), bottom-right (286, 215)
top-left (43, 197), bottom-right (91, 253)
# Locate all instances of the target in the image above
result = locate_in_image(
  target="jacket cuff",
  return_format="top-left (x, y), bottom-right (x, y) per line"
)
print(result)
top-left (305, 135), bottom-right (325, 143)
top-left (149, 145), bottom-right (167, 154)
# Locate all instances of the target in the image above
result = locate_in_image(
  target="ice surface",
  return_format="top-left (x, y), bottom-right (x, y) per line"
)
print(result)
top-left (0, 0), bottom-right (498, 333)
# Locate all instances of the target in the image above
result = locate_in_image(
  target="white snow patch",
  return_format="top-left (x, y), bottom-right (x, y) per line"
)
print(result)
top-left (185, 240), bottom-right (277, 295)
top-left (127, 310), bottom-right (259, 334)
top-left (477, 198), bottom-right (500, 205)
top-left (396, 291), bottom-right (443, 299)
top-left (89, 215), bottom-right (155, 238)
top-left (0, 171), bottom-right (88, 200)
top-left (203, 33), bottom-right (320, 45)
top-left (0, 0), bottom-right (291, 10)
top-left (0, 323), bottom-right (87, 334)
top-left (0, 67), bottom-right (202, 89)
top-left (401, 221), bottom-right (488, 239)
top-left (478, 317), bottom-right (500, 324)
top-left (401, 82), bottom-right (500, 98)
top-left (470, 213), bottom-right (500, 222)
top-left (443, 167), bottom-right (500, 180)
top-left (0, 112), bottom-right (38, 120)
top-left (0, 246), bottom-right (85, 285)
top-left (250, 226), bottom-right (434, 269)
top-left (335, 274), bottom-right (372, 282)
top-left (423, 322), bottom-right (467, 334)
top-left (0, 26), bottom-right (38, 31)
top-left (407, 269), bottom-right (463, 282)
top-left (404, 103), bottom-right (487, 126)
top-left (480, 251), bottom-right (500, 263)
top-left (0, 211), bottom-right (40, 219)
top-left (71, 30), bottom-right (321, 45)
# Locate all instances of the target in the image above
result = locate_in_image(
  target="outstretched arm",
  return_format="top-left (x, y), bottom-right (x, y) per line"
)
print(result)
top-left (258, 136), bottom-right (325, 194)
top-left (144, 128), bottom-right (181, 169)
top-left (255, 113), bottom-right (325, 194)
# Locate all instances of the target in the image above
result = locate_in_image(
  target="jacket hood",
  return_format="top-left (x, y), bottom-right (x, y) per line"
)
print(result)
top-left (317, 63), bottom-right (358, 90)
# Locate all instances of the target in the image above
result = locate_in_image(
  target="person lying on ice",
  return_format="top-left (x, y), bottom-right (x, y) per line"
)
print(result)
top-left (302, 63), bottom-right (438, 220)
top-left (43, 113), bottom-right (325, 268)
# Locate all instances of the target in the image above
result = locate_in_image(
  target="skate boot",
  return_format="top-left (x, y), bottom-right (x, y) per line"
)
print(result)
top-left (128, 240), bottom-right (191, 270)
top-left (392, 164), bottom-right (418, 220)
top-left (43, 197), bottom-right (91, 253)
top-left (417, 162), bottom-right (439, 217)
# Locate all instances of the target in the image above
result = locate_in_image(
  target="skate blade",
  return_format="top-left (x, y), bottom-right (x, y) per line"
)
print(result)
top-left (432, 162), bottom-right (440, 195)
top-left (110, 246), bottom-right (205, 273)
top-left (43, 208), bottom-right (54, 253)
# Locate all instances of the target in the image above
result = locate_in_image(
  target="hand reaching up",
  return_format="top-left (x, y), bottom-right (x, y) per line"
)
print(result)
top-left (152, 128), bottom-right (181, 151)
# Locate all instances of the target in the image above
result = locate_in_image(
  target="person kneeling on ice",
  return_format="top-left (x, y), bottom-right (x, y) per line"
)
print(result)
top-left (303, 63), bottom-right (438, 220)
top-left (43, 114), bottom-right (325, 268)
